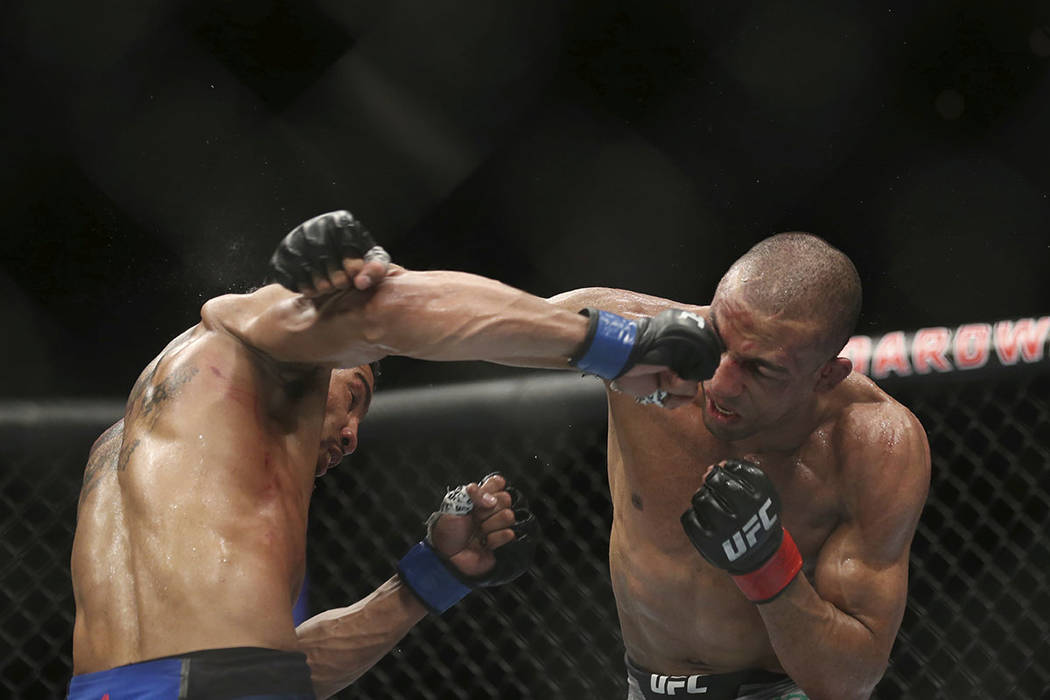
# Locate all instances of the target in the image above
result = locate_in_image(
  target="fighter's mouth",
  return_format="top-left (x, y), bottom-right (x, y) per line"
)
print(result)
top-left (707, 397), bottom-right (739, 418)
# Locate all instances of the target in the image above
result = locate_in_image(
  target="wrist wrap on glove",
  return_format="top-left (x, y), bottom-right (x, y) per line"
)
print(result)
top-left (569, 310), bottom-right (638, 379)
top-left (729, 528), bottom-right (802, 603)
top-left (680, 460), bottom-right (802, 603)
top-left (397, 541), bottom-right (472, 614)
top-left (569, 307), bottom-right (723, 381)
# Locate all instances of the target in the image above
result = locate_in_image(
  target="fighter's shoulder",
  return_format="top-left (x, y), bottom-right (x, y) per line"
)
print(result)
top-left (88, 419), bottom-right (125, 455)
top-left (547, 287), bottom-right (704, 318)
top-left (832, 377), bottom-right (927, 467)
top-left (828, 377), bottom-right (931, 534)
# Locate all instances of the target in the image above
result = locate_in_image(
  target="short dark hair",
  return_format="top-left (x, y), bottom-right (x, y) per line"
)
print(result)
top-left (717, 233), bottom-right (862, 358)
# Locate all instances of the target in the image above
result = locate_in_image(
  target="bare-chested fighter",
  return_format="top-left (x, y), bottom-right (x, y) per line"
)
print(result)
top-left (69, 211), bottom-right (723, 699)
top-left (549, 233), bottom-right (931, 700)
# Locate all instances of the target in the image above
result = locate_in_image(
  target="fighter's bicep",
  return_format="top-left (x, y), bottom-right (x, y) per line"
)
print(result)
top-left (816, 404), bottom-right (931, 639)
top-left (812, 521), bottom-right (911, 651)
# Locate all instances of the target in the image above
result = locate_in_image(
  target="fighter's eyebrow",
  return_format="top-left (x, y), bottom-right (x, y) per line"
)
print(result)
top-left (349, 372), bottom-right (374, 412)
top-left (358, 373), bottom-right (374, 412)
top-left (709, 308), bottom-right (788, 374)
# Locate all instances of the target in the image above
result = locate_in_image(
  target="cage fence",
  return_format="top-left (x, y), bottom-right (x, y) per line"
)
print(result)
top-left (1, 320), bottom-right (1049, 699)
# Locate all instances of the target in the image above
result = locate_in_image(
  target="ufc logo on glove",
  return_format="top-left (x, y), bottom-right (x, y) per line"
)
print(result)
top-left (722, 498), bottom-right (777, 562)
top-left (680, 461), bottom-right (802, 603)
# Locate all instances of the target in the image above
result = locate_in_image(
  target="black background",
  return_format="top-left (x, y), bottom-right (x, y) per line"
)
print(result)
top-left (2, 0), bottom-right (1048, 398)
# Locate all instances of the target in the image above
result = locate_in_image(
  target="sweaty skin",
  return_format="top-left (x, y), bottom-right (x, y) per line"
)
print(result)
top-left (72, 324), bottom-right (337, 670)
top-left (549, 287), bottom-right (930, 700)
top-left (71, 266), bottom-right (591, 684)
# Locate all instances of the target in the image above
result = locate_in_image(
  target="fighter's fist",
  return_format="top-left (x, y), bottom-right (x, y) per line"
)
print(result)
top-left (680, 460), bottom-right (802, 603)
top-left (429, 473), bottom-right (540, 586)
top-left (570, 307), bottom-right (723, 384)
top-left (398, 473), bottom-right (540, 614)
top-left (268, 210), bottom-right (391, 295)
top-left (631, 309), bottom-right (724, 381)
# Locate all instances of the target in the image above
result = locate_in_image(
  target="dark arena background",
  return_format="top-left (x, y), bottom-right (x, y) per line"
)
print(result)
top-left (2, 2), bottom-right (1049, 699)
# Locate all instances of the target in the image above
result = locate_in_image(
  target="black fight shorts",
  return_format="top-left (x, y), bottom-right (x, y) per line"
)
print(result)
top-left (625, 655), bottom-right (808, 700)
top-left (68, 646), bottom-right (315, 699)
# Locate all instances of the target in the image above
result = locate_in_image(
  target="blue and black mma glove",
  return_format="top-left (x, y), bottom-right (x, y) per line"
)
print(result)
top-left (397, 476), bottom-right (541, 614)
top-left (569, 308), bottom-right (724, 382)
top-left (268, 210), bottom-right (391, 292)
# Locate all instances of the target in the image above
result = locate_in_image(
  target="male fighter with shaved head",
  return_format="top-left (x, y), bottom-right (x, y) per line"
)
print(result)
top-left (68, 211), bottom-right (722, 699)
top-left (549, 233), bottom-right (931, 700)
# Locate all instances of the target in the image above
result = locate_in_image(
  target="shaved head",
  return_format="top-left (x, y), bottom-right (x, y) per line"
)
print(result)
top-left (716, 233), bottom-right (862, 360)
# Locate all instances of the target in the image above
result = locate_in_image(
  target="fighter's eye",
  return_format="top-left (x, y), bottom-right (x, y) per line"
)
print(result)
top-left (745, 361), bottom-right (776, 380)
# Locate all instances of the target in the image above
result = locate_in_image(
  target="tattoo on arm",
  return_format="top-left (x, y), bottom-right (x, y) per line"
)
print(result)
top-left (80, 347), bottom-right (201, 509)
top-left (129, 364), bottom-right (200, 429)
top-left (78, 422), bottom-right (124, 509)
top-left (117, 439), bottom-right (140, 472)
top-left (126, 329), bottom-right (199, 426)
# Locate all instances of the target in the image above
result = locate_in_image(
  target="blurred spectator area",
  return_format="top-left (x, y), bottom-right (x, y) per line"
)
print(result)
top-left (1, 0), bottom-right (1048, 397)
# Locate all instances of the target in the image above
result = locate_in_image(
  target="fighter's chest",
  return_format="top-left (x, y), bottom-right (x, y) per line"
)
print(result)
top-left (611, 414), bottom-right (842, 563)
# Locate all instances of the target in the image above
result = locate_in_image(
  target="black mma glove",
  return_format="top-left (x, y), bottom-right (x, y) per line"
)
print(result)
top-left (569, 308), bottom-right (724, 382)
top-left (397, 474), bottom-right (541, 614)
top-left (680, 459), bottom-right (802, 603)
top-left (268, 210), bottom-right (390, 292)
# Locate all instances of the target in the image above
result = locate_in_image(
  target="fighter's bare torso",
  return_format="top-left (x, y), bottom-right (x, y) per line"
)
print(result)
top-left (549, 287), bottom-right (924, 678)
top-left (607, 380), bottom-right (870, 674)
top-left (71, 310), bottom-right (327, 673)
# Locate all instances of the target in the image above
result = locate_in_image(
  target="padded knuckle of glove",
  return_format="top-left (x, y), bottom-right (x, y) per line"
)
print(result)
top-left (629, 309), bottom-right (724, 381)
top-left (267, 210), bottom-right (380, 291)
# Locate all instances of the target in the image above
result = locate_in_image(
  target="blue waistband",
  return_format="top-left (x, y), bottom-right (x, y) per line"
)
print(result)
top-left (68, 647), bottom-right (315, 699)
top-left (69, 657), bottom-right (183, 699)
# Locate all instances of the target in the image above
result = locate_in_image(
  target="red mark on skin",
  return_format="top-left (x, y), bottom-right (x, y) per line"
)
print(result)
top-left (223, 383), bottom-right (258, 410)
top-left (207, 362), bottom-right (264, 422)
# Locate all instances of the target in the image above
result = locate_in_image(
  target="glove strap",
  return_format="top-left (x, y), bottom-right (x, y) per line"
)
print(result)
top-left (569, 309), bottom-right (638, 380)
top-left (397, 542), bottom-right (472, 614)
top-left (731, 529), bottom-right (803, 604)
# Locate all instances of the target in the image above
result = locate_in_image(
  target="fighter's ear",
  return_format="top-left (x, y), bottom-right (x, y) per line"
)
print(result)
top-left (815, 356), bottom-right (852, 392)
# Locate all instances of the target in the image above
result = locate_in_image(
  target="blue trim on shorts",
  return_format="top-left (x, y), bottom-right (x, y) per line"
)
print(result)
top-left (68, 657), bottom-right (183, 699)
top-left (68, 647), bottom-right (315, 699)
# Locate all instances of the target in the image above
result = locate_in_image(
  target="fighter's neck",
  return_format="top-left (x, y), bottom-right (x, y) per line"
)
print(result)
top-left (720, 396), bottom-right (830, 459)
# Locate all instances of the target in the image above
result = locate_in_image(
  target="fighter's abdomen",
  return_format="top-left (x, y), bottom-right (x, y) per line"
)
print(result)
top-left (608, 518), bottom-right (782, 676)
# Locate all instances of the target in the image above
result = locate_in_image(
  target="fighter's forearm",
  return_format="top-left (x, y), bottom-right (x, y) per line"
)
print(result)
top-left (295, 575), bottom-right (427, 699)
top-left (353, 270), bottom-right (590, 368)
top-left (242, 270), bottom-right (591, 369)
top-left (756, 577), bottom-right (887, 700)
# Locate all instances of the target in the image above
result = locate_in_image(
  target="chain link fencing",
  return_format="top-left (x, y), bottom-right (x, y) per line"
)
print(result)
top-left (2, 365), bottom-right (1048, 698)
